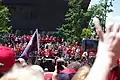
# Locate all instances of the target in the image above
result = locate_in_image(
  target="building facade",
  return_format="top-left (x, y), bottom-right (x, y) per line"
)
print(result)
top-left (2, 0), bottom-right (91, 32)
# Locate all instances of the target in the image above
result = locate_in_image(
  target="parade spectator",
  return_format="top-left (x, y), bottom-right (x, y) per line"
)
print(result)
top-left (30, 65), bottom-right (44, 73)
top-left (72, 64), bottom-right (91, 80)
top-left (52, 59), bottom-right (82, 80)
top-left (0, 66), bottom-right (44, 80)
top-left (17, 58), bottom-right (27, 67)
top-left (85, 18), bottom-right (120, 80)
top-left (0, 46), bottom-right (15, 77)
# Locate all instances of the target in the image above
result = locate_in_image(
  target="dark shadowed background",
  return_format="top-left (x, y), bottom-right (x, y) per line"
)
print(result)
top-left (2, 0), bottom-right (91, 32)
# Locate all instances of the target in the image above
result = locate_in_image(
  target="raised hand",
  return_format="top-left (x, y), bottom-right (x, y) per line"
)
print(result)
top-left (85, 18), bottom-right (120, 80)
top-left (93, 17), bottom-right (120, 60)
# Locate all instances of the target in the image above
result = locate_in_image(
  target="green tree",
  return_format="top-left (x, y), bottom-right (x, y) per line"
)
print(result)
top-left (0, 2), bottom-right (12, 44)
top-left (0, 3), bottom-right (11, 33)
top-left (89, 0), bottom-right (115, 32)
top-left (80, 28), bottom-right (92, 39)
top-left (58, 0), bottom-right (90, 44)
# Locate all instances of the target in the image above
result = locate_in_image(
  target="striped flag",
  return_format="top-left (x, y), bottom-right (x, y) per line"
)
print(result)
top-left (20, 29), bottom-right (39, 60)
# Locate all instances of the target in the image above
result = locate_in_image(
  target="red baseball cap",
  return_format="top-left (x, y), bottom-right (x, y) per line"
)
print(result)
top-left (44, 72), bottom-right (53, 80)
top-left (0, 46), bottom-right (15, 72)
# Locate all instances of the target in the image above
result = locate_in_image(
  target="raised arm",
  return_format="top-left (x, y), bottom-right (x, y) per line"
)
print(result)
top-left (85, 18), bottom-right (120, 80)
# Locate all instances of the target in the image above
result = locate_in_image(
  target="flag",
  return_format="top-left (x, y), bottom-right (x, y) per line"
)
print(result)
top-left (20, 29), bottom-right (39, 59)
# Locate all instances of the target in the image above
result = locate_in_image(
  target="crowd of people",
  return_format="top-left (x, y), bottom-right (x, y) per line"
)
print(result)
top-left (0, 18), bottom-right (120, 80)
top-left (0, 33), bottom-right (64, 56)
top-left (1, 32), bottom-right (96, 61)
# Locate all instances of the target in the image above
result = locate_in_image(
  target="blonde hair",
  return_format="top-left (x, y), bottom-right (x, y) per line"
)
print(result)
top-left (72, 65), bottom-right (90, 80)
top-left (0, 65), bottom-right (44, 80)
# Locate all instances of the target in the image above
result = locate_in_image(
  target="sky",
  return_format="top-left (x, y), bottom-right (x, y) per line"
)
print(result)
top-left (89, 0), bottom-right (120, 23)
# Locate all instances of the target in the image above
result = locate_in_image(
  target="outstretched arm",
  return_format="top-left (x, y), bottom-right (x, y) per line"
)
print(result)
top-left (85, 18), bottom-right (120, 80)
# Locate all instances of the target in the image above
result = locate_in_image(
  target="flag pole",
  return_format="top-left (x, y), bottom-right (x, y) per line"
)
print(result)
top-left (36, 29), bottom-right (40, 55)
top-left (35, 29), bottom-right (40, 64)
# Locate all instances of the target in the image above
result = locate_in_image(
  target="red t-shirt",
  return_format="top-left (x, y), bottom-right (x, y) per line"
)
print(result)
top-left (41, 49), bottom-right (45, 56)
top-left (67, 49), bottom-right (72, 55)
top-left (43, 38), bottom-right (46, 43)
top-left (88, 51), bottom-right (97, 56)
top-left (26, 36), bottom-right (31, 42)
top-left (49, 49), bottom-right (54, 56)
top-left (108, 66), bottom-right (120, 80)
top-left (79, 48), bottom-right (83, 56)
top-left (44, 73), bottom-right (53, 80)
top-left (40, 38), bottom-right (43, 43)
top-left (49, 37), bottom-right (53, 42)
top-left (56, 38), bottom-right (60, 42)
top-left (45, 37), bottom-right (49, 43)
top-left (44, 49), bottom-right (50, 57)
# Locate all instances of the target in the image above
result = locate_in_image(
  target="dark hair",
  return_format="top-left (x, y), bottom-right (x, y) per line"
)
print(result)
top-left (15, 60), bottom-right (20, 63)
top-left (87, 56), bottom-right (96, 67)
top-left (0, 72), bottom-right (4, 78)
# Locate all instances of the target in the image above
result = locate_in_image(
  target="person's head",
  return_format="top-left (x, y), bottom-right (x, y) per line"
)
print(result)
top-left (67, 61), bottom-right (81, 71)
top-left (0, 46), bottom-right (15, 77)
top-left (72, 64), bottom-right (91, 80)
top-left (17, 58), bottom-right (27, 67)
top-left (81, 52), bottom-right (88, 61)
top-left (30, 65), bottom-right (44, 73)
top-left (58, 68), bottom-right (76, 80)
top-left (0, 66), bottom-right (44, 80)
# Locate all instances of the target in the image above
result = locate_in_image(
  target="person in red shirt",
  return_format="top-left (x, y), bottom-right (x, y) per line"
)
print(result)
top-left (40, 37), bottom-right (44, 43)
top-left (41, 48), bottom-right (46, 57)
top-left (53, 37), bottom-right (56, 43)
top-left (71, 47), bottom-right (76, 56)
top-left (56, 38), bottom-right (60, 43)
top-left (48, 48), bottom-right (54, 57)
top-left (72, 42), bottom-right (79, 48)
top-left (67, 47), bottom-right (72, 56)
top-left (42, 37), bottom-right (45, 43)
top-left (79, 47), bottom-right (84, 56)
top-left (48, 37), bottom-right (51, 43)
top-left (26, 35), bottom-right (31, 42)
top-left (44, 48), bottom-right (50, 57)
top-left (108, 58), bottom-right (120, 80)
top-left (45, 35), bottom-right (49, 43)
top-left (49, 36), bottom-right (53, 42)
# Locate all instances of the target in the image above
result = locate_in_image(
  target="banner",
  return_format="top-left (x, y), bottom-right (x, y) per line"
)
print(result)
top-left (20, 29), bottom-right (39, 59)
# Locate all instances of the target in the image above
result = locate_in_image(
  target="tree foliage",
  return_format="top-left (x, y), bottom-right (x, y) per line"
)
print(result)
top-left (80, 28), bottom-right (92, 39)
top-left (0, 2), bottom-right (11, 44)
top-left (0, 3), bottom-right (11, 33)
top-left (58, 0), bottom-right (90, 44)
top-left (89, 0), bottom-right (115, 32)
top-left (0, 32), bottom-right (9, 44)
